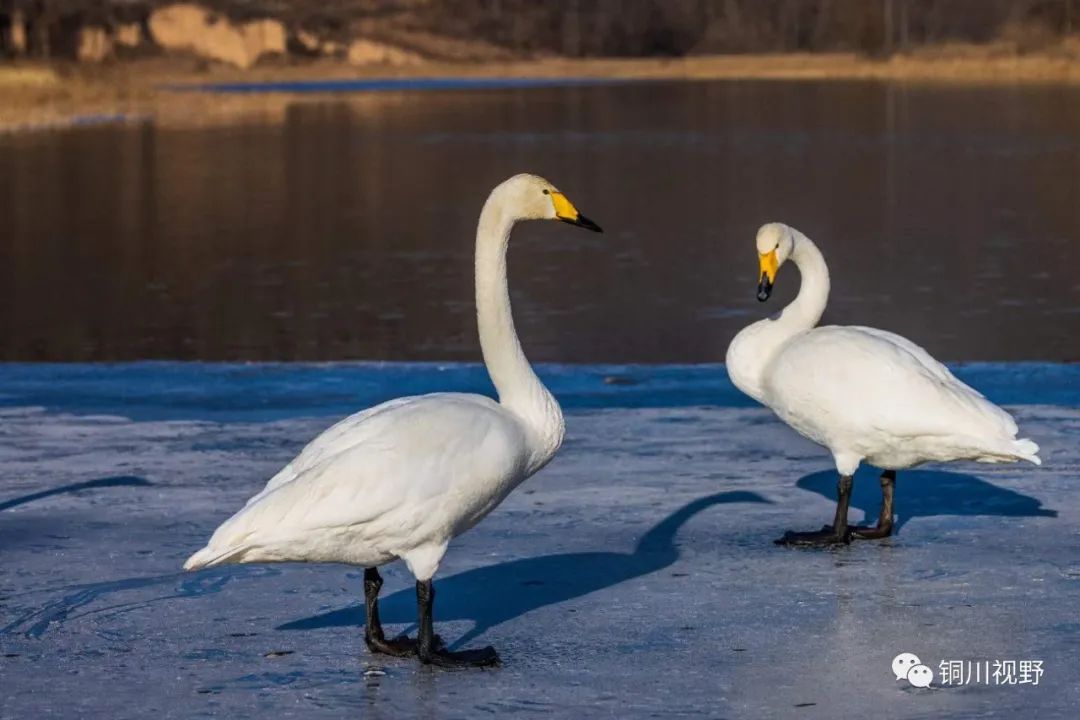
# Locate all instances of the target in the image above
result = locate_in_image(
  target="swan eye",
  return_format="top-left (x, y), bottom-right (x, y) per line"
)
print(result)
top-left (542, 189), bottom-right (550, 195)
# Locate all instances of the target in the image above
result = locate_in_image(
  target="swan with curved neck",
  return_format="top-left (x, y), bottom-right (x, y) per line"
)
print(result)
top-left (727, 223), bottom-right (1040, 546)
top-left (183, 174), bottom-right (602, 666)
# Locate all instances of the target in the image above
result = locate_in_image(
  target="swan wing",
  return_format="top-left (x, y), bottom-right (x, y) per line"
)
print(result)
top-left (844, 325), bottom-right (1020, 431)
top-left (848, 326), bottom-right (1016, 432)
top-left (246, 395), bottom-right (421, 507)
top-left (847, 326), bottom-right (985, 397)
top-left (764, 326), bottom-right (1032, 462)
top-left (188, 393), bottom-right (530, 568)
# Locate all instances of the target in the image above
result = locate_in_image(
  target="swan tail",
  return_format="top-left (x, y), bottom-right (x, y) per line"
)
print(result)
top-left (1012, 438), bottom-right (1042, 466)
top-left (973, 437), bottom-right (1042, 466)
top-left (183, 543), bottom-right (250, 571)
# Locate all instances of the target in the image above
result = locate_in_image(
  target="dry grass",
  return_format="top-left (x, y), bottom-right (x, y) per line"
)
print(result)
top-left (4, 41), bottom-right (1080, 132)
top-left (0, 65), bottom-right (62, 88)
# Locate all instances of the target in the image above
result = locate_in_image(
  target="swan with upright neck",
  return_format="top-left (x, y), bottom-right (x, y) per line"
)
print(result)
top-left (183, 174), bottom-right (602, 666)
top-left (727, 223), bottom-right (1040, 546)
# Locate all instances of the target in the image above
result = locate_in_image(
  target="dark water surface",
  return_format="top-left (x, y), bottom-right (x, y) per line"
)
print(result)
top-left (1, 80), bottom-right (1078, 362)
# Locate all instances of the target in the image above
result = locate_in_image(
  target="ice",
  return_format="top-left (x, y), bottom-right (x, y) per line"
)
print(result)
top-left (1, 363), bottom-right (1077, 718)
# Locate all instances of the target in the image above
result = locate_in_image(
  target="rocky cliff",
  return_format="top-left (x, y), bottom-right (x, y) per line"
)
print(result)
top-left (0, 1), bottom-right (446, 68)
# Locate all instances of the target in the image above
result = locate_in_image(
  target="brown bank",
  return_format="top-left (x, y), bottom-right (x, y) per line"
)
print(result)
top-left (4, 44), bottom-right (1080, 132)
top-left (3, 0), bottom-right (1080, 131)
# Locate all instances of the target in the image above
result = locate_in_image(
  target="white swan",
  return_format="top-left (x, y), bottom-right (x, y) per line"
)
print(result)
top-left (726, 223), bottom-right (1040, 545)
top-left (183, 174), bottom-right (602, 666)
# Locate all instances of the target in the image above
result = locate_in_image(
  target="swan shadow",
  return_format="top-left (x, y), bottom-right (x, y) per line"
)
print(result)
top-left (0, 475), bottom-right (152, 512)
top-left (278, 490), bottom-right (771, 647)
top-left (795, 467), bottom-right (1056, 533)
top-left (0, 565), bottom-right (278, 639)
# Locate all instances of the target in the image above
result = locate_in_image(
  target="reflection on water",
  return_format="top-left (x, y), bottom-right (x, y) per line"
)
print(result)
top-left (1, 81), bottom-right (1078, 362)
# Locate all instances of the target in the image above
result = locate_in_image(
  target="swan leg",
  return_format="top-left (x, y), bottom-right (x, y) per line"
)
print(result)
top-left (415, 579), bottom-right (499, 668)
top-left (850, 470), bottom-right (896, 540)
top-left (363, 567), bottom-right (421, 657)
top-left (776, 474), bottom-right (854, 546)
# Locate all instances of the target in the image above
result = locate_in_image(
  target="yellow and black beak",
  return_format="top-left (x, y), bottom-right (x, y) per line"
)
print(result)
top-left (551, 191), bottom-right (603, 233)
top-left (757, 250), bottom-right (778, 302)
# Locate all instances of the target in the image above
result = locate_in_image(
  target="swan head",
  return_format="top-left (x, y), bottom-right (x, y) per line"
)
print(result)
top-left (754, 222), bottom-right (795, 301)
top-left (495, 174), bottom-right (603, 232)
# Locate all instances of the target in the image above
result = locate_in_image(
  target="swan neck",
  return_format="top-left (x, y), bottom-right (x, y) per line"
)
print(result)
top-left (725, 228), bottom-right (830, 403)
top-left (474, 196), bottom-right (564, 466)
top-left (785, 230), bottom-right (830, 329)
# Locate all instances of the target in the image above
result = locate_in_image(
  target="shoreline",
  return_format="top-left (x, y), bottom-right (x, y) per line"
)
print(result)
top-left (4, 47), bottom-right (1080, 133)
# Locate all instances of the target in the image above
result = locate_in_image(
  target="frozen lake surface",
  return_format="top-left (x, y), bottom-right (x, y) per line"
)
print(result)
top-left (1, 363), bottom-right (1077, 718)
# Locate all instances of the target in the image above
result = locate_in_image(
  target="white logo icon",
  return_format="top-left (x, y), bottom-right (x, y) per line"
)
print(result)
top-left (908, 664), bottom-right (933, 688)
top-left (892, 652), bottom-right (921, 680)
top-left (893, 652), bottom-right (933, 687)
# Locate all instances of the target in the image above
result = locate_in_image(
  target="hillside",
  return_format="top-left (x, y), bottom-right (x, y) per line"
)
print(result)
top-left (3, 1), bottom-right (1080, 68)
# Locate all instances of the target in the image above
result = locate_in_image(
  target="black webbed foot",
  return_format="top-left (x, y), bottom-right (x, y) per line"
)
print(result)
top-left (849, 523), bottom-right (893, 540)
top-left (775, 524), bottom-right (852, 546)
top-left (366, 632), bottom-right (444, 658)
top-left (419, 644), bottom-right (500, 669)
top-left (415, 578), bottom-right (499, 669)
top-left (776, 474), bottom-right (855, 547)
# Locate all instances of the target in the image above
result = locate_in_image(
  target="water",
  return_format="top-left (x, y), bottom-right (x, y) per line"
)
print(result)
top-left (1, 80), bottom-right (1078, 362)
